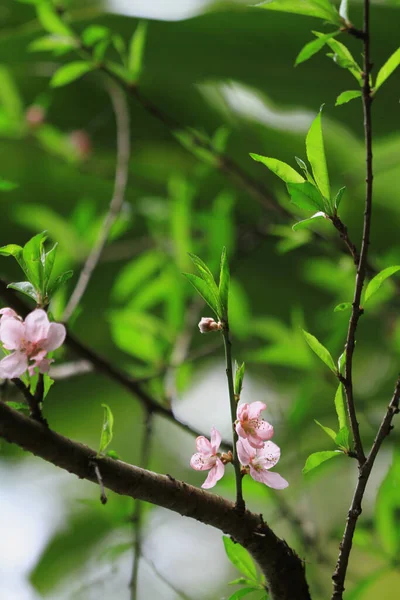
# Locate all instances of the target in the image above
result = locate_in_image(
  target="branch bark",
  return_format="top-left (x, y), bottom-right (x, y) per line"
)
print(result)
top-left (0, 401), bottom-right (311, 600)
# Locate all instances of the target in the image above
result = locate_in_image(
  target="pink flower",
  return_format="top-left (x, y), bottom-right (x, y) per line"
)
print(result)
top-left (190, 427), bottom-right (225, 489)
top-left (0, 309), bottom-right (66, 379)
top-left (198, 317), bottom-right (221, 334)
top-left (237, 438), bottom-right (288, 489)
top-left (235, 401), bottom-right (274, 449)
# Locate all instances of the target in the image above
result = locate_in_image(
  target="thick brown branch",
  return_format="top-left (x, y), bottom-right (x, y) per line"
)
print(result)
top-left (0, 402), bottom-right (310, 600)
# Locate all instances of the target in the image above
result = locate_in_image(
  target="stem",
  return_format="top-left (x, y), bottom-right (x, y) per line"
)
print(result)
top-left (11, 377), bottom-right (47, 425)
top-left (222, 327), bottom-right (245, 512)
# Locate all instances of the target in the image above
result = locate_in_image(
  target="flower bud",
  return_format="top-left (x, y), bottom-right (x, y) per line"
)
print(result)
top-left (68, 129), bottom-right (92, 160)
top-left (198, 317), bottom-right (221, 334)
top-left (25, 105), bottom-right (45, 128)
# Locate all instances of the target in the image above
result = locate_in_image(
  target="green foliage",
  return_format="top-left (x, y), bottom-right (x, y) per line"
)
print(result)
top-left (258, 0), bottom-right (341, 24)
top-left (51, 62), bottom-right (94, 88)
top-left (306, 110), bottom-right (331, 205)
top-left (295, 31), bottom-right (339, 66)
top-left (219, 246), bottom-right (230, 319)
top-left (303, 450), bottom-right (343, 474)
top-left (334, 384), bottom-right (347, 431)
top-left (250, 154), bottom-right (304, 184)
top-left (302, 330), bottom-right (337, 373)
top-left (35, 1), bottom-right (73, 37)
top-left (234, 362), bottom-right (245, 397)
top-left (334, 302), bottom-right (352, 312)
top-left (374, 48), bottom-right (400, 93)
top-left (314, 419), bottom-right (336, 442)
top-left (376, 452), bottom-right (400, 557)
top-left (98, 404), bottom-right (114, 456)
top-left (333, 186), bottom-right (346, 210)
top-left (292, 212), bottom-right (326, 231)
top-left (223, 536), bottom-right (266, 598)
top-left (286, 182), bottom-right (325, 211)
top-left (313, 32), bottom-right (363, 83)
top-left (335, 91), bottom-right (362, 106)
top-left (128, 21), bottom-right (148, 82)
top-left (364, 266), bottom-right (400, 304)
top-left (0, 176), bottom-right (18, 191)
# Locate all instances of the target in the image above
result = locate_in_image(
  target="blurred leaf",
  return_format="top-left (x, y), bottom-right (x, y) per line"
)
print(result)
top-left (258, 0), bottom-right (341, 24)
top-left (183, 273), bottom-right (220, 317)
top-left (306, 110), bottom-right (330, 205)
top-left (109, 310), bottom-right (166, 364)
top-left (36, 2), bottom-right (73, 37)
top-left (374, 47), bottom-right (400, 92)
top-left (339, 0), bottom-right (349, 20)
top-left (5, 401), bottom-right (29, 414)
top-left (173, 129), bottom-right (217, 166)
top-left (295, 31), bottom-right (339, 66)
top-left (314, 419), bottom-right (337, 441)
top-left (376, 451), bottom-right (400, 557)
top-left (219, 247), bottom-right (230, 319)
top-left (302, 329), bottom-right (337, 373)
top-left (112, 251), bottom-right (165, 303)
top-left (82, 25), bottom-right (110, 46)
top-left (0, 177), bottom-right (18, 191)
top-left (128, 20), bottom-right (148, 81)
top-left (334, 384), bottom-right (347, 430)
top-left (169, 175), bottom-right (194, 271)
top-left (335, 90), bottom-right (362, 106)
top-left (364, 266), bottom-right (400, 304)
top-left (48, 270), bottom-right (73, 297)
top-left (334, 302), bottom-right (351, 312)
top-left (98, 404), bottom-right (114, 456)
top-left (287, 182), bottom-right (325, 211)
top-left (29, 35), bottom-right (77, 54)
top-left (0, 66), bottom-right (24, 131)
top-left (250, 154), bottom-right (303, 184)
top-left (228, 589), bottom-right (260, 600)
top-left (229, 577), bottom-right (256, 586)
top-left (335, 426), bottom-right (350, 451)
top-left (223, 537), bottom-right (258, 581)
top-left (7, 281), bottom-right (38, 303)
top-left (303, 450), bottom-right (343, 474)
top-left (292, 211), bottom-right (326, 231)
top-left (51, 62), bottom-right (94, 88)
top-left (234, 362), bottom-right (245, 397)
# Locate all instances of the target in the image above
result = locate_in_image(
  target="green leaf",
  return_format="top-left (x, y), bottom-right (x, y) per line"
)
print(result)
top-left (333, 186), bottom-right (346, 210)
top-left (0, 177), bottom-right (18, 191)
top-left (302, 450), bottom-right (343, 475)
top-left (335, 90), bottom-right (362, 106)
top-left (0, 243), bottom-right (24, 259)
top-left (43, 374), bottom-right (54, 399)
top-left (48, 270), bottom-right (73, 296)
top-left (334, 384), bottom-right (347, 430)
top-left (223, 537), bottom-right (258, 581)
top-left (219, 247), bottom-right (230, 319)
top-left (183, 273), bottom-right (220, 317)
top-left (374, 47), bottom-right (400, 92)
top-left (6, 401), bottom-right (29, 414)
top-left (82, 25), bottom-right (110, 46)
top-left (7, 281), bottom-right (39, 303)
top-left (234, 362), bottom-right (245, 397)
top-left (22, 231), bottom-right (47, 291)
top-left (250, 154), bottom-right (304, 184)
top-left (364, 265), bottom-right (400, 304)
top-left (314, 420), bottom-right (337, 442)
top-left (292, 211), bottom-right (326, 231)
top-left (188, 253), bottom-right (221, 314)
top-left (306, 110), bottom-right (330, 204)
top-left (302, 329), bottom-right (337, 373)
top-left (334, 302), bottom-right (352, 312)
top-left (335, 426), bottom-right (351, 451)
top-left (36, 2), bottom-right (73, 37)
top-left (98, 404), bottom-right (114, 455)
top-left (128, 21), bottom-right (148, 81)
top-left (229, 577), bottom-right (255, 586)
top-left (337, 350), bottom-right (346, 374)
top-left (106, 450), bottom-right (120, 460)
top-left (43, 242), bottom-right (58, 289)
top-left (376, 452), bottom-right (400, 557)
top-left (295, 31), bottom-right (339, 66)
top-left (51, 62), bottom-right (93, 88)
top-left (258, 0), bottom-right (341, 24)
top-left (28, 35), bottom-right (77, 54)
top-left (314, 33), bottom-right (363, 83)
top-left (287, 182), bottom-right (325, 212)
top-left (228, 589), bottom-right (259, 600)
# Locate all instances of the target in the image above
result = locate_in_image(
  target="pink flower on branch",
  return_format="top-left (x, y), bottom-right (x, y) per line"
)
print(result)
top-left (198, 317), bottom-right (222, 334)
top-left (0, 308), bottom-right (66, 379)
top-left (190, 427), bottom-right (225, 489)
top-left (237, 438), bottom-right (288, 490)
top-left (235, 401), bottom-right (274, 449)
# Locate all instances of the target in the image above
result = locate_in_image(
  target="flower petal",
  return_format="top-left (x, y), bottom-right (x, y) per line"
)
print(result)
top-left (195, 436), bottom-right (212, 455)
top-left (236, 439), bottom-right (253, 466)
top-left (262, 471), bottom-right (289, 490)
top-left (0, 319), bottom-right (25, 350)
top-left (24, 309), bottom-right (50, 342)
top-left (246, 432), bottom-right (265, 449)
top-left (0, 352), bottom-right (28, 379)
top-left (190, 452), bottom-right (215, 471)
top-left (201, 458), bottom-right (224, 489)
top-left (255, 419), bottom-right (274, 441)
top-left (257, 441), bottom-right (281, 469)
top-left (236, 402), bottom-right (248, 421)
top-left (0, 308), bottom-right (19, 320)
top-left (247, 401), bottom-right (266, 419)
top-left (41, 322), bottom-right (66, 351)
top-left (210, 427), bottom-right (222, 453)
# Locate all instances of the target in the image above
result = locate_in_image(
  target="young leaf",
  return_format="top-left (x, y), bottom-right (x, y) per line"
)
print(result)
top-left (223, 537), bottom-right (258, 581)
top-left (314, 420), bottom-right (337, 442)
top-left (334, 302), bottom-right (352, 312)
top-left (183, 273), bottom-right (220, 317)
top-left (250, 154), bottom-right (304, 184)
top-left (36, 3), bottom-right (73, 37)
top-left (44, 242), bottom-right (58, 289)
top-left (219, 247), bottom-right (230, 319)
top-left (128, 21), bottom-right (148, 81)
top-left (48, 270), bottom-right (73, 297)
top-left (292, 212), bottom-right (326, 231)
top-left (295, 31), bottom-right (339, 66)
top-left (0, 243), bottom-right (25, 268)
top-left (234, 362), bottom-right (245, 397)
top-left (335, 426), bottom-right (351, 451)
top-left (303, 450), bottom-right (343, 475)
top-left (98, 404), bottom-right (114, 455)
top-left (314, 33), bottom-right (363, 83)
top-left (82, 25), bottom-right (110, 46)
top-left (43, 374), bottom-right (54, 399)
top-left (374, 47), bottom-right (400, 93)
top-left (0, 177), bottom-right (18, 191)
top-left (335, 90), bottom-right (362, 106)
top-left (188, 253), bottom-right (221, 313)
top-left (6, 401), bottom-right (29, 414)
top-left (306, 110), bottom-right (330, 203)
top-left (287, 182), bottom-right (325, 212)
top-left (333, 186), bottom-right (346, 210)
top-left (229, 578), bottom-right (255, 586)
top-left (258, 0), bottom-right (341, 24)
top-left (302, 329), bottom-right (337, 373)
top-left (7, 281), bottom-right (39, 303)
top-left (228, 589), bottom-right (259, 600)
top-left (334, 384), bottom-right (347, 430)
top-left (364, 265), bottom-right (400, 304)
top-left (23, 231), bottom-right (47, 291)
top-left (51, 62), bottom-right (94, 88)
top-left (28, 35), bottom-right (77, 54)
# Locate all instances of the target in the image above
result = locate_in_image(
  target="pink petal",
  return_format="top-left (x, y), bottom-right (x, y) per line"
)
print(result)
top-left (38, 358), bottom-right (53, 374)
top-left (0, 319), bottom-right (25, 350)
top-left (236, 439), bottom-right (253, 466)
top-left (246, 433), bottom-right (265, 449)
top-left (41, 322), bottom-right (66, 351)
top-left (0, 308), bottom-right (19, 320)
top-left (195, 436), bottom-right (212, 455)
top-left (247, 401), bottom-right (266, 419)
top-left (190, 452), bottom-right (215, 472)
top-left (250, 466), bottom-right (288, 489)
top-left (24, 309), bottom-right (50, 343)
top-left (210, 427), bottom-right (221, 453)
top-left (257, 441), bottom-right (281, 469)
top-left (235, 422), bottom-right (247, 439)
top-left (236, 402), bottom-right (248, 420)
top-left (255, 419), bottom-right (274, 441)
top-left (0, 352), bottom-right (28, 379)
top-left (201, 458), bottom-right (224, 489)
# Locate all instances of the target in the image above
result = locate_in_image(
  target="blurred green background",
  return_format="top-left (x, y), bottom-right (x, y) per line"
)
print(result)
top-left (0, 0), bottom-right (400, 599)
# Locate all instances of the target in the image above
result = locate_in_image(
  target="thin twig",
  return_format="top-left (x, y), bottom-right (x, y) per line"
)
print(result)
top-left (331, 376), bottom-right (400, 599)
top-left (62, 81), bottom-right (131, 322)
top-left (11, 377), bottom-right (47, 425)
top-left (141, 555), bottom-right (193, 600)
top-left (90, 459), bottom-right (108, 504)
top-left (130, 410), bottom-right (153, 600)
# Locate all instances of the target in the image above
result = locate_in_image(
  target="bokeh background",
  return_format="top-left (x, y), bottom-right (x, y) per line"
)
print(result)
top-left (0, 0), bottom-right (400, 599)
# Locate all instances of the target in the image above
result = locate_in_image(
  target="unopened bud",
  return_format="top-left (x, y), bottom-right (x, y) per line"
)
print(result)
top-left (25, 105), bottom-right (45, 128)
top-left (69, 129), bottom-right (92, 160)
top-left (198, 317), bottom-right (221, 334)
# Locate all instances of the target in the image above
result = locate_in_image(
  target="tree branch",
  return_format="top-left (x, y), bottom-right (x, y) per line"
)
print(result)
top-left (0, 401), bottom-right (310, 600)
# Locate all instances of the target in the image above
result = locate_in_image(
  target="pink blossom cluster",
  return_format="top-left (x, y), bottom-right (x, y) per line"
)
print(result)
top-left (190, 401), bottom-right (288, 490)
top-left (0, 308), bottom-right (66, 379)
